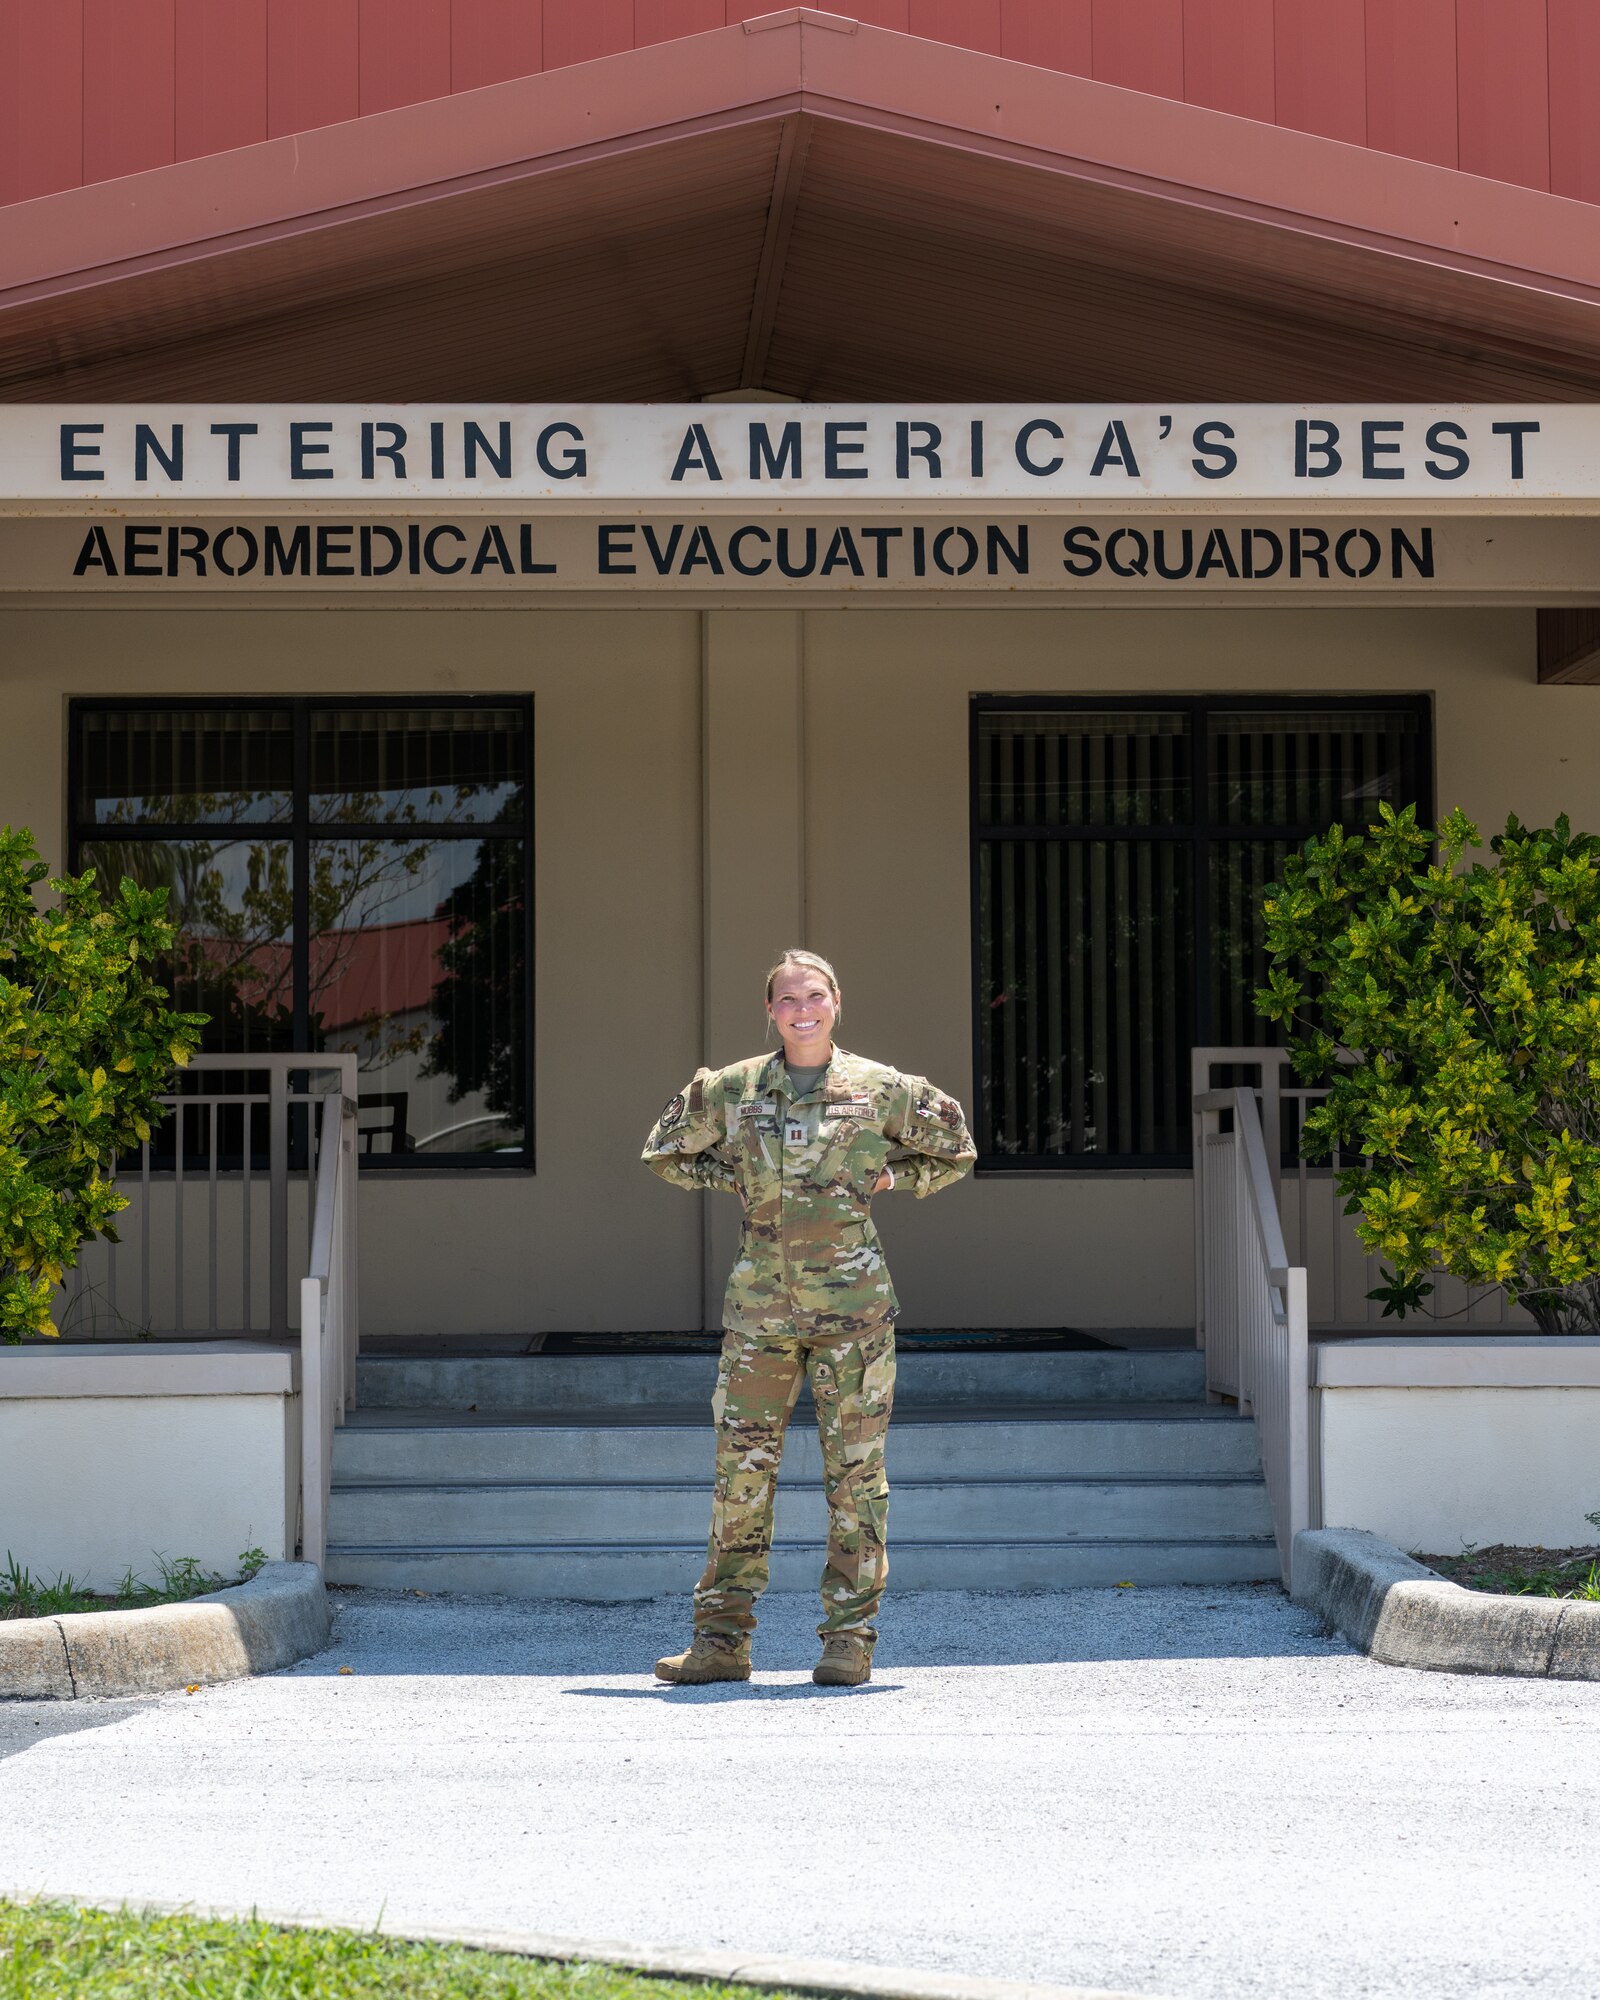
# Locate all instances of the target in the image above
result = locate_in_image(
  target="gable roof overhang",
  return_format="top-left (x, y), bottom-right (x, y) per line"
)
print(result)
top-left (7, 8), bottom-right (1600, 405)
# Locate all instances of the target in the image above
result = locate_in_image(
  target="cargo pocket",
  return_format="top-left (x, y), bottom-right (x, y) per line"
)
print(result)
top-left (840, 1323), bottom-right (896, 1448)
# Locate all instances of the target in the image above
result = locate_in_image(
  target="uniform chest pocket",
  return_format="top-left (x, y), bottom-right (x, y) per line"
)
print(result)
top-left (814, 1118), bottom-right (892, 1195)
top-left (739, 1118), bottom-right (779, 1178)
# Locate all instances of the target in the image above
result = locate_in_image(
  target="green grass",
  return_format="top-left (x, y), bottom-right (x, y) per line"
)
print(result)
top-left (0, 1901), bottom-right (805, 2000)
top-left (0, 1548), bottom-right (267, 1621)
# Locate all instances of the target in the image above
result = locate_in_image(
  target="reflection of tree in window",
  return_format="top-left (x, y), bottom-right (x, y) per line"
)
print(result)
top-left (73, 703), bottom-right (530, 1161)
top-left (424, 788), bottom-right (527, 1131)
top-left (83, 835), bottom-right (296, 1051)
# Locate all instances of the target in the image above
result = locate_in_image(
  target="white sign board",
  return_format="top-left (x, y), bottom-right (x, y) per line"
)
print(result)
top-left (0, 405), bottom-right (1598, 513)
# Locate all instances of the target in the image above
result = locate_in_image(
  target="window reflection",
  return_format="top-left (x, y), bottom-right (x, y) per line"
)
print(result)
top-left (307, 834), bottom-right (526, 1155)
top-left (72, 702), bottom-right (531, 1166)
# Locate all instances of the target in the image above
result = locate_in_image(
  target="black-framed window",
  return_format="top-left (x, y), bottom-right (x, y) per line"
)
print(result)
top-left (70, 698), bottom-right (533, 1168)
top-left (971, 694), bottom-right (1431, 1169)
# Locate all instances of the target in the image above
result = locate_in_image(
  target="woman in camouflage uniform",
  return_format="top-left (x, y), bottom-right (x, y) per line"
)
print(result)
top-left (643, 950), bottom-right (975, 1687)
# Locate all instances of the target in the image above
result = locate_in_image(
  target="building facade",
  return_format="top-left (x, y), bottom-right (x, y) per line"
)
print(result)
top-left (4, 5), bottom-right (1600, 1349)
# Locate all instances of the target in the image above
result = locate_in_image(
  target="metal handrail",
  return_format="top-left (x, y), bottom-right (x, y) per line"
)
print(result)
top-left (1192, 1044), bottom-right (1521, 1333)
top-left (1193, 1084), bottom-right (1310, 1590)
top-left (300, 1085), bottom-right (359, 1569)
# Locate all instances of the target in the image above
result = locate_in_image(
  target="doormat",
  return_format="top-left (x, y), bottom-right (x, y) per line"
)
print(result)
top-left (535, 1328), bottom-right (1112, 1354)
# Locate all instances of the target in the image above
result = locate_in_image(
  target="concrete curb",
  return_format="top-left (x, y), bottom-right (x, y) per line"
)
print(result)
top-left (1292, 1528), bottom-right (1600, 1679)
top-left (0, 1563), bottom-right (330, 1699)
top-left (0, 1894), bottom-right (1169, 2000)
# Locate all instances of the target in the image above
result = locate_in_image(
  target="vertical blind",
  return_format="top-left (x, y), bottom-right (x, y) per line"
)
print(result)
top-left (974, 700), bottom-right (1427, 1165)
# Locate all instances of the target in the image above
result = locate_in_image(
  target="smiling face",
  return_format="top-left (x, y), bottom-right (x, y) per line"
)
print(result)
top-left (766, 960), bottom-right (840, 1066)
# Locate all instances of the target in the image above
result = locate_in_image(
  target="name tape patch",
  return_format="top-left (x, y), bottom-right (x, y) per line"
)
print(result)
top-left (738, 1099), bottom-right (778, 1119)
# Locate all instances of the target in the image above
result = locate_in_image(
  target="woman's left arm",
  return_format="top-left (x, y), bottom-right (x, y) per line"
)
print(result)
top-left (883, 1076), bottom-right (977, 1197)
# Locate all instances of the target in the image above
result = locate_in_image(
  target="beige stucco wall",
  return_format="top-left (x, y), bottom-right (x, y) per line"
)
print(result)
top-left (2, 598), bottom-right (1596, 1335)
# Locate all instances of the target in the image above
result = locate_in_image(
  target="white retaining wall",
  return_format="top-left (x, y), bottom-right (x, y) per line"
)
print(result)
top-left (1313, 1336), bottom-right (1600, 1552)
top-left (0, 1343), bottom-right (300, 1591)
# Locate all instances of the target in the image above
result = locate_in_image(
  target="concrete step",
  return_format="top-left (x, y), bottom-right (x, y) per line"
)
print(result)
top-left (323, 1537), bottom-right (1282, 1595)
top-left (353, 1346), bottom-right (1207, 1413)
top-left (332, 1404), bottom-right (1263, 1484)
top-left (326, 1473), bottom-right (1274, 1549)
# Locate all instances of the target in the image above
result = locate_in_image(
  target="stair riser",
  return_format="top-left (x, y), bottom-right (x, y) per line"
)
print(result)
top-left (327, 1478), bottom-right (1275, 1547)
top-left (324, 1539), bottom-right (1283, 1595)
top-left (355, 1348), bottom-right (1207, 1413)
top-left (333, 1420), bottom-right (1262, 1485)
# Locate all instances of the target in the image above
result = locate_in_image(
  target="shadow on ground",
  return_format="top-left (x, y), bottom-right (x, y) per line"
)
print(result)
top-left (0, 1698), bottom-right (154, 1759)
top-left (281, 1582), bottom-right (1339, 1678)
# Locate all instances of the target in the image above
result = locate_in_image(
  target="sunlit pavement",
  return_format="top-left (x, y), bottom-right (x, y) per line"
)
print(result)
top-left (4, 1584), bottom-right (1597, 1999)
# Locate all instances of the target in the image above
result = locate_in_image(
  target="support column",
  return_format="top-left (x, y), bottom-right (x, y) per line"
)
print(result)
top-left (700, 610), bottom-right (805, 1326)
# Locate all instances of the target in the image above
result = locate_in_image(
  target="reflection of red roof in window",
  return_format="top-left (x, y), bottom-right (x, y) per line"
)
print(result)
top-left (310, 918), bottom-right (453, 1032)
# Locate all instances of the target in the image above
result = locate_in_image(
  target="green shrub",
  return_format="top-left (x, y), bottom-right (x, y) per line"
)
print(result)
top-left (1258, 804), bottom-right (1600, 1333)
top-left (0, 828), bottom-right (205, 1341)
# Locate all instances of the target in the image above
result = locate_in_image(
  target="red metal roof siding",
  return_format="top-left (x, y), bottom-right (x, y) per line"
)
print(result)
top-left (1183, 0), bottom-right (1274, 124)
top-left (636, 0), bottom-right (726, 48)
top-left (0, 1), bottom-right (85, 204)
top-left (3, 1), bottom-right (1585, 208)
top-left (1458, 0), bottom-right (1549, 193)
top-left (1272, 0), bottom-right (1365, 147)
top-left (998, 0), bottom-right (1088, 75)
top-left (1550, 0), bottom-right (1600, 204)
top-left (1365, 0), bottom-right (1457, 171)
top-left (359, 0), bottom-right (452, 115)
top-left (82, 0), bottom-right (176, 185)
top-left (176, 0), bottom-right (268, 164)
top-left (908, 0), bottom-right (1001, 59)
top-left (451, 0), bottom-right (542, 92)
top-left (1091, 0), bottom-right (1185, 101)
top-left (543, 0), bottom-right (632, 69)
top-left (266, 0), bottom-right (360, 137)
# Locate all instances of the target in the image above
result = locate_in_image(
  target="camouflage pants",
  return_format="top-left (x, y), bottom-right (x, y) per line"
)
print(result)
top-left (692, 1317), bottom-right (896, 1646)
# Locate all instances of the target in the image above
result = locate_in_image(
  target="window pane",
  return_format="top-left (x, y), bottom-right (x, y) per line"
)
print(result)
top-left (977, 837), bottom-right (1194, 1158)
top-left (976, 711), bottom-right (1190, 828)
top-left (308, 836), bottom-right (526, 1156)
top-left (1208, 708), bottom-right (1422, 829)
top-left (309, 707), bottom-right (525, 826)
top-left (80, 836), bottom-right (295, 1051)
top-left (1209, 840), bottom-right (1293, 1048)
top-left (76, 708), bottom-right (293, 827)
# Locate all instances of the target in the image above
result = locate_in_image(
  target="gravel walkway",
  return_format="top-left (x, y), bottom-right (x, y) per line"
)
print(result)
top-left (3, 1583), bottom-right (1598, 1999)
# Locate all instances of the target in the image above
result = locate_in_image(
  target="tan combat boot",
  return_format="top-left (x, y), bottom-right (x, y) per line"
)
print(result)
top-left (813, 1634), bottom-right (873, 1686)
top-left (654, 1636), bottom-right (751, 1684)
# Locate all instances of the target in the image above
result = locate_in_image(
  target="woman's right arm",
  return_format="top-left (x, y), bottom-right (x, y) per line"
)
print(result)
top-left (641, 1067), bottom-right (739, 1193)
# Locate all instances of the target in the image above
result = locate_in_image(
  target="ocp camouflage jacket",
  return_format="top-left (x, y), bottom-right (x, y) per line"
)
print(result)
top-left (642, 1046), bottom-right (976, 1334)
